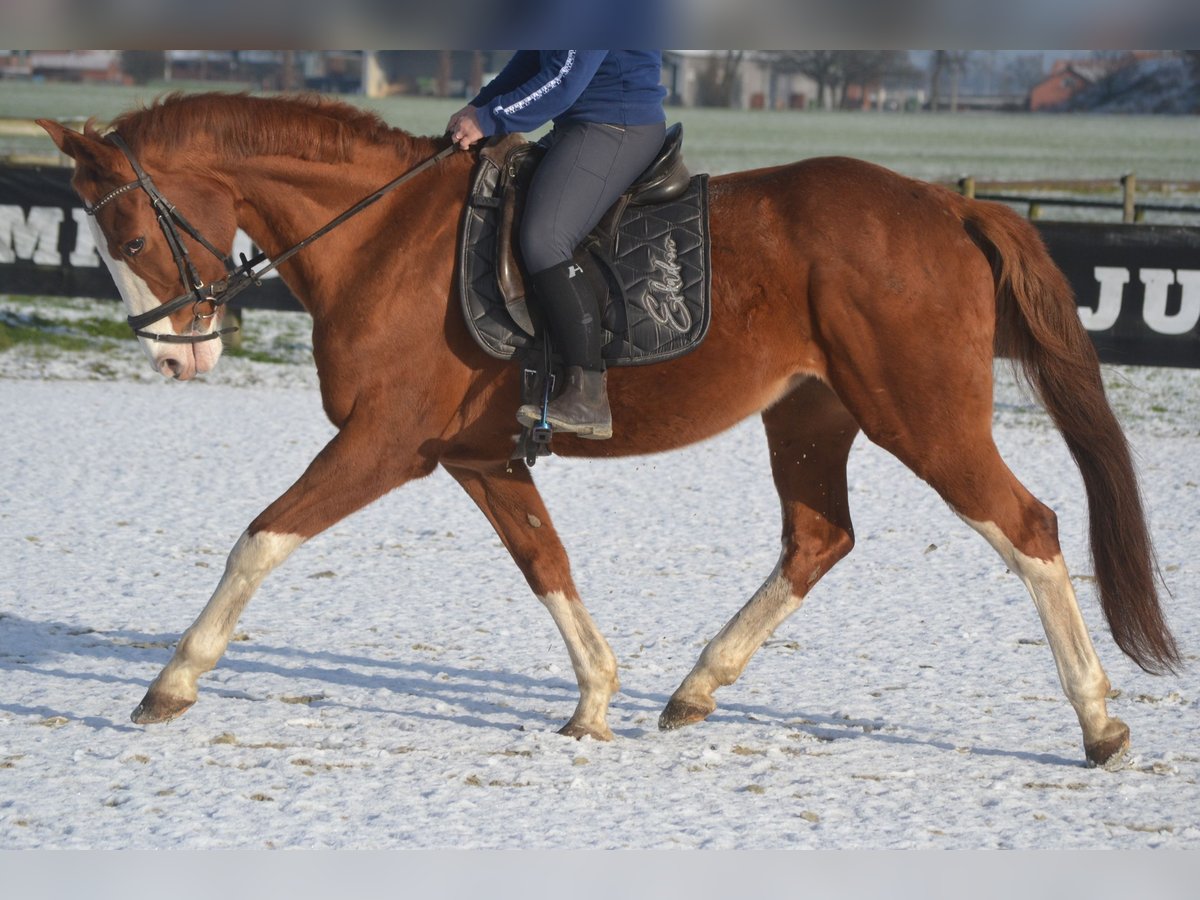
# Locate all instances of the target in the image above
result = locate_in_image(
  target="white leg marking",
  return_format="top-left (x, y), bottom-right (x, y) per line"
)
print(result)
top-left (538, 590), bottom-right (619, 738)
top-left (147, 530), bottom-right (303, 702)
top-left (960, 516), bottom-right (1116, 743)
top-left (671, 558), bottom-right (803, 709)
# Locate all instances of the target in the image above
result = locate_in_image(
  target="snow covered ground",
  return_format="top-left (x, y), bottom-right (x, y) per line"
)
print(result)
top-left (1, 300), bottom-right (1198, 849)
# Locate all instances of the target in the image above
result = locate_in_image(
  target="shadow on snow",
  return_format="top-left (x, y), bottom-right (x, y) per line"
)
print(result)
top-left (0, 612), bottom-right (1080, 766)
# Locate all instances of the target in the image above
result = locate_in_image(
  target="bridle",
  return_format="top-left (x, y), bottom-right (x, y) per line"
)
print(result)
top-left (86, 132), bottom-right (456, 344)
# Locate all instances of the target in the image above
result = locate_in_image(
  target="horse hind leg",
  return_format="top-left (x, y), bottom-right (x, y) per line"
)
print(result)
top-left (839, 366), bottom-right (1128, 766)
top-left (661, 379), bottom-right (859, 730)
top-left (958, 510), bottom-right (1128, 767)
top-left (444, 461), bottom-right (620, 741)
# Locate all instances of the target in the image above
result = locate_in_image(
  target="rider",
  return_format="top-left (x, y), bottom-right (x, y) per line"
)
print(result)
top-left (447, 51), bottom-right (667, 440)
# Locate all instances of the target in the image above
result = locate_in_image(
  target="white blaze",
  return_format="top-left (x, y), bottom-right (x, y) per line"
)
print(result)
top-left (86, 218), bottom-right (223, 377)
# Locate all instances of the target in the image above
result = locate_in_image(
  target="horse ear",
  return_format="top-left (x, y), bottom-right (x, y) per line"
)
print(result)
top-left (36, 119), bottom-right (121, 169)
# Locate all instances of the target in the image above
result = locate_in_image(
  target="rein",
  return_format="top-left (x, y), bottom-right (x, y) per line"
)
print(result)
top-left (89, 134), bottom-right (457, 344)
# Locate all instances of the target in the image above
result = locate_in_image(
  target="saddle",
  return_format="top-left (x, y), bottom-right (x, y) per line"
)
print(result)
top-left (457, 123), bottom-right (712, 367)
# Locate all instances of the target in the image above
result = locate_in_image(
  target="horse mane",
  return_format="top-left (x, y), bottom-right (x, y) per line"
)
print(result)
top-left (103, 92), bottom-right (433, 164)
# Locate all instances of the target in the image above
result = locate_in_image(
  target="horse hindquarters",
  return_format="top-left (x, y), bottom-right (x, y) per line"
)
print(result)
top-left (805, 184), bottom-right (1144, 765)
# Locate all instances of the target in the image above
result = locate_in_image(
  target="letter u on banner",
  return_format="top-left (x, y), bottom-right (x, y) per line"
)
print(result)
top-left (1141, 269), bottom-right (1200, 336)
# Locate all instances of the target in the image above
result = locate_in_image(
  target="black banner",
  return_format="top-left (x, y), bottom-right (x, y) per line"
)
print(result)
top-left (2, 164), bottom-right (1197, 367)
top-left (1037, 222), bottom-right (1200, 369)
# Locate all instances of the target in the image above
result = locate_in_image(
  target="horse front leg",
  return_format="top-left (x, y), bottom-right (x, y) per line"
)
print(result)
top-left (443, 461), bottom-right (620, 740)
top-left (131, 528), bottom-right (302, 723)
top-left (133, 420), bottom-right (431, 724)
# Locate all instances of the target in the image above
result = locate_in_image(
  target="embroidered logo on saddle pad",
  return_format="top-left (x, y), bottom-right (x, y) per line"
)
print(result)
top-left (458, 136), bottom-right (712, 367)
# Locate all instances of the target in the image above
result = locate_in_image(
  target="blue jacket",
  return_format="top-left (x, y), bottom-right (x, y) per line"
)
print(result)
top-left (470, 50), bottom-right (666, 137)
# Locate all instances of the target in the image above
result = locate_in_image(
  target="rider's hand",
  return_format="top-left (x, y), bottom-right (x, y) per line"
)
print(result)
top-left (447, 106), bottom-right (484, 150)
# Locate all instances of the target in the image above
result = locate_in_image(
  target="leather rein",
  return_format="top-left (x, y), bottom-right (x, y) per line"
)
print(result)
top-left (86, 132), bottom-right (456, 344)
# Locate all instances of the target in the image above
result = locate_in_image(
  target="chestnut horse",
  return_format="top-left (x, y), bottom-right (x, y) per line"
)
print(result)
top-left (39, 94), bottom-right (1177, 767)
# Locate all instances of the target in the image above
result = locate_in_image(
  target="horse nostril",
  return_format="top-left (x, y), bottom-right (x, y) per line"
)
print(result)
top-left (159, 357), bottom-right (183, 378)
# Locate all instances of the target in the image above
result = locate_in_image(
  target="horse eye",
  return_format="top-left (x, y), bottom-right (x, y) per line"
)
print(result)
top-left (122, 237), bottom-right (146, 256)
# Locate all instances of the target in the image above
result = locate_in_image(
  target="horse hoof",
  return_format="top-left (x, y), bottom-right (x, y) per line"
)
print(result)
top-left (1085, 719), bottom-right (1131, 769)
top-left (658, 697), bottom-right (714, 731)
top-left (131, 692), bottom-right (195, 725)
top-left (558, 721), bottom-right (614, 742)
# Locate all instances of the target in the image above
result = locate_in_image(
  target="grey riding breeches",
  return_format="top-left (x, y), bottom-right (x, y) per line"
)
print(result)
top-left (519, 119), bottom-right (667, 274)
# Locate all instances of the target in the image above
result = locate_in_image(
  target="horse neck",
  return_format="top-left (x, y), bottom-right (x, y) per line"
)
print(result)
top-left (223, 136), bottom-right (456, 316)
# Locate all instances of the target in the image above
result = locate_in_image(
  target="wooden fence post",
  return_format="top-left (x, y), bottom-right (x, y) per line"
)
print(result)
top-left (1121, 172), bottom-right (1137, 224)
top-left (958, 175), bottom-right (975, 198)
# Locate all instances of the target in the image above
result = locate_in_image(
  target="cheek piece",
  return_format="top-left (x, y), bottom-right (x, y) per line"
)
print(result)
top-left (87, 133), bottom-right (245, 344)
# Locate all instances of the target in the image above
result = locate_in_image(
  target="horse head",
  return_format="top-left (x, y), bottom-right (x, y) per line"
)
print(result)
top-left (38, 118), bottom-right (238, 380)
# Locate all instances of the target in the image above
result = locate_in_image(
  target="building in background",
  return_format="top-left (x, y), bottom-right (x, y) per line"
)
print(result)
top-left (1029, 59), bottom-right (1114, 110)
top-left (1029, 52), bottom-right (1195, 113)
top-left (2, 50), bottom-right (124, 83)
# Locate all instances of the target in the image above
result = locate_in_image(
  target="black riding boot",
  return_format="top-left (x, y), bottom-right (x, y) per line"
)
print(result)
top-left (517, 259), bottom-right (612, 439)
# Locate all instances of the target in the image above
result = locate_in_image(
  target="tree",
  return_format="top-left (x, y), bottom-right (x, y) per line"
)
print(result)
top-left (279, 51), bottom-right (299, 91)
top-left (695, 51), bottom-right (744, 108)
top-left (468, 51), bottom-right (485, 97)
top-left (1086, 51), bottom-right (1139, 104)
top-left (839, 51), bottom-right (919, 108)
top-left (1089, 50), bottom-right (1138, 70)
top-left (998, 53), bottom-right (1048, 94)
top-left (771, 51), bottom-right (843, 110)
top-left (929, 51), bottom-right (970, 111)
top-left (436, 50), bottom-right (452, 98)
top-left (120, 51), bottom-right (165, 86)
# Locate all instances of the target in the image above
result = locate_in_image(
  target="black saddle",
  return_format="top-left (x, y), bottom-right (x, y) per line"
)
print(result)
top-left (622, 121), bottom-right (694, 203)
top-left (457, 123), bottom-right (712, 368)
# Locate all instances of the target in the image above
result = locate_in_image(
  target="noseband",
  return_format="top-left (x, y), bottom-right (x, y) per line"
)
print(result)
top-left (87, 132), bottom-right (456, 344)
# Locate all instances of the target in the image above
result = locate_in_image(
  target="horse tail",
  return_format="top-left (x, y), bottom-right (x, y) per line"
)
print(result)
top-left (965, 198), bottom-right (1180, 675)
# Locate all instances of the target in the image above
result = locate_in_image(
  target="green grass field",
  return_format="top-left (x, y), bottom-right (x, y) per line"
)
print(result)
top-left (4, 78), bottom-right (1198, 188)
